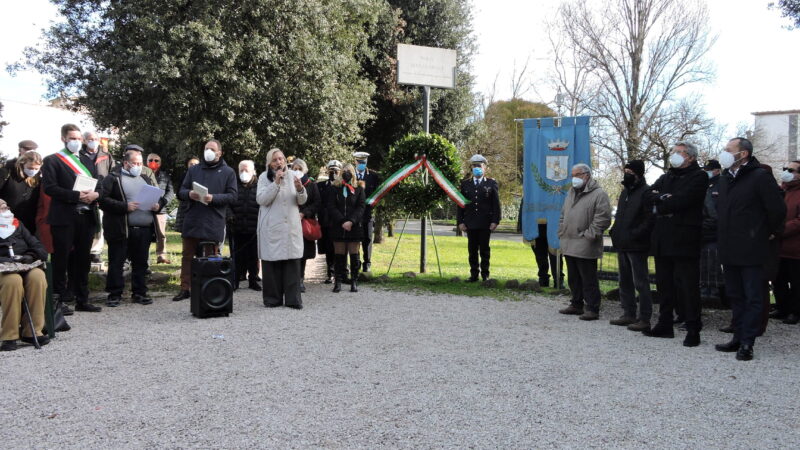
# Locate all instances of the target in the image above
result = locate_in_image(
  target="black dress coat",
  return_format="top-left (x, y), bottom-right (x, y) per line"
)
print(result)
top-left (456, 178), bottom-right (501, 230)
top-left (41, 150), bottom-right (101, 227)
top-left (610, 178), bottom-right (654, 253)
top-left (231, 178), bottom-right (259, 236)
top-left (0, 162), bottom-right (41, 234)
top-left (326, 183), bottom-right (365, 242)
top-left (649, 161), bottom-right (708, 259)
top-left (717, 157), bottom-right (786, 266)
top-left (177, 158), bottom-right (238, 242)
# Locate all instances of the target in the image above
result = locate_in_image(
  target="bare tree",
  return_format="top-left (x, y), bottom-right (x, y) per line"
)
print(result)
top-left (551, 0), bottom-right (716, 167)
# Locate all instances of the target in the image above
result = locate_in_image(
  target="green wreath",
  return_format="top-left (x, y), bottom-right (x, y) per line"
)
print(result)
top-left (530, 163), bottom-right (569, 195)
top-left (381, 133), bottom-right (462, 217)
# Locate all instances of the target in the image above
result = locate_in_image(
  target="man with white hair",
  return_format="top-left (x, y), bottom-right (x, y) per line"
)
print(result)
top-left (230, 159), bottom-right (260, 291)
top-left (457, 154), bottom-right (501, 282)
top-left (557, 163), bottom-right (612, 320)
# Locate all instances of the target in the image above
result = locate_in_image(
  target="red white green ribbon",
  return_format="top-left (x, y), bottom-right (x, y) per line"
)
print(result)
top-left (55, 150), bottom-right (92, 177)
top-left (366, 156), bottom-right (470, 208)
top-left (366, 158), bottom-right (425, 207)
top-left (423, 159), bottom-right (470, 208)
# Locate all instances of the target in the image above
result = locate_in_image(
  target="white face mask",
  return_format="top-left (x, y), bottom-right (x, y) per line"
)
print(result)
top-left (66, 140), bottom-right (82, 153)
top-left (669, 153), bottom-right (685, 168)
top-left (86, 140), bottom-right (100, 151)
top-left (718, 151), bottom-right (738, 169)
top-left (0, 210), bottom-right (13, 221)
top-left (0, 211), bottom-right (14, 239)
top-left (128, 165), bottom-right (142, 177)
top-left (292, 170), bottom-right (304, 179)
top-left (571, 177), bottom-right (585, 189)
top-left (204, 148), bottom-right (217, 162)
top-left (239, 172), bottom-right (253, 183)
top-left (23, 168), bottom-right (39, 178)
top-left (781, 170), bottom-right (795, 183)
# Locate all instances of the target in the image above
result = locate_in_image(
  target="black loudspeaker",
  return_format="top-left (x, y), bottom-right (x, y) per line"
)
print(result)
top-left (191, 256), bottom-right (234, 318)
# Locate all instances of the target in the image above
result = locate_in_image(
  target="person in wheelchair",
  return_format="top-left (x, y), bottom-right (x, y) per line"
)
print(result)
top-left (0, 198), bottom-right (49, 351)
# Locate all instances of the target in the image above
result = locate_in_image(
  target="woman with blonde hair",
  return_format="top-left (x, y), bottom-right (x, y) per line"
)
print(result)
top-left (257, 148), bottom-right (307, 308)
top-left (326, 163), bottom-right (365, 293)
top-left (0, 151), bottom-right (43, 235)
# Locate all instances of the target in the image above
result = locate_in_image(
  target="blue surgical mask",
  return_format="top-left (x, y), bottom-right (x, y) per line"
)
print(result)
top-left (357, 163), bottom-right (366, 172)
top-left (706, 171), bottom-right (714, 179)
top-left (472, 167), bottom-right (483, 177)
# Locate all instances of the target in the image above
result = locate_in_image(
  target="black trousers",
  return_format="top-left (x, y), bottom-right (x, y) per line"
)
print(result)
top-left (724, 265), bottom-right (764, 346)
top-left (532, 224), bottom-right (563, 282)
top-left (467, 228), bottom-right (491, 279)
top-left (774, 257), bottom-right (800, 316)
top-left (655, 256), bottom-right (702, 331)
top-left (106, 226), bottom-right (152, 297)
top-left (262, 259), bottom-right (302, 307)
top-left (51, 211), bottom-right (96, 303)
top-left (618, 251), bottom-right (652, 321)
top-left (565, 256), bottom-right (601, 313)
top-left (232, 232), bottom-right (259, 283)
top-left (318, 228), bottom-right (335, 277)
top-left (360, 218), bottom-right (374, 265)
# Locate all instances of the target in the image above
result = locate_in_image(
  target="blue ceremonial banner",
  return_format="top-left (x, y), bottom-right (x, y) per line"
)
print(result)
top-left (521, 116), bottom-right (591, 249)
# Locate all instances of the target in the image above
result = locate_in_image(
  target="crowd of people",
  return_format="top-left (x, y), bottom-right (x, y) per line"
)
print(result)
top-left (1, 124), bottom-right (797, 363)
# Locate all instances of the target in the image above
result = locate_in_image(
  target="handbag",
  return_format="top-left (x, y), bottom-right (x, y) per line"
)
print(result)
top-left (49, 300), bottom-right (71, 333)
top-left (301, 217), bottom-right (322, 240)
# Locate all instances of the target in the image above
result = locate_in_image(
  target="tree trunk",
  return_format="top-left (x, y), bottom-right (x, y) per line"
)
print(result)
top-left (387, 220), bottom-right (394, 237)
top-left (374, 216), bottom-right (384, 244)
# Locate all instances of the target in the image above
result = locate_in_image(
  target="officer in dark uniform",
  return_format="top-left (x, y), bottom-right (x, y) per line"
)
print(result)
top-left (457, 154), bottom-right (501, 282)
top-left (353, 151), bottom-right (380, 272)
top-left (317, 160), bottom-right (342, 283)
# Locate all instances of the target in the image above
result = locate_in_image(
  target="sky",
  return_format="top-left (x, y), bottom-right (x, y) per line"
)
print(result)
top-left (2, 0), bottom-right (800, 152)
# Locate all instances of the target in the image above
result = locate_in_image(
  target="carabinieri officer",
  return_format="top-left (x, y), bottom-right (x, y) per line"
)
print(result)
top-left (457, 154), bottom-right (501, 282)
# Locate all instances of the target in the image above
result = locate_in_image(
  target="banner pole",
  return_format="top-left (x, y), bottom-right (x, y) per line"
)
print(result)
top-left (420, 85), bottom-right (431, 273)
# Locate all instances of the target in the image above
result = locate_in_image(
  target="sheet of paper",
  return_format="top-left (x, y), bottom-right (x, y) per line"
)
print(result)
top-left (192, 182), bottom-right (209, 205)
top-left (133, 184), bottom-right (165, 210)
top-left (73, 174), bottom-right (98, 192)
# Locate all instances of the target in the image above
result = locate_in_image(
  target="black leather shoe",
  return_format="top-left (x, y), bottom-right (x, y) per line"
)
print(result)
top-left (249, 281), bottom-right (262, 292)
top-left (172, 290), bottom-right (190, 302)
top-left (769, 310), bottom-right (788, 319)
top-left (465, 277), bottom-right (479, 283)
top-left (299, 281), bottom-right (305, 293)
top-left (333, 280), bottom-right (342, 293)
top-left (718, 324), bottom-right (734, 333)
top-left (105, 296), bottom-right (121, 307)
top-left (683, 330), bottom-right (700, 347)
top-left (0, 340), bottom-right (17, 351)
top-left (715, 340), bottom-right (740, 352)
top-left (642, 324), bottom-right (674, 338)
top-left (21, 335), bottom-right (50, 346)
top-left (61, 303), bottom-right (74, 316)
top-left (132, 295), bottom-right (153, 305)
top-left (736, 344), bottom-right (754, 361)
top-left (75, 302), bottom-right (102, 312)
top-left (324, 278), bottom-right (332, 284)
top-left (783, 313), bottom-right (800, 324)
top-left (287, 304), bottom-right (303, 310)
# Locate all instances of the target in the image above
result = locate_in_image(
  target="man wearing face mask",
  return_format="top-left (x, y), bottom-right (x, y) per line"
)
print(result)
top-left (230, 160), bottom-right (261, 291)
top-left (318, 160), bottom-right (342, 283)
top-left (173, 139), bottom-right (238, 301)
top-left (145, 153), bottom-right (175, 264)
top-left (714, 138), bottom-right (786, 361)
top-left (457, 154), bottom-right (501, 282)
top-left (353, 152), bottom-right (380, 273)
top-left (557, 163), bottom-right (612, 320)
top-left (773, 161), bottom-right (800, 325)
top-left (643, 142), bottom-right (710, 346)
top-left (41, 123), bottom-right (102, 312)
top-left (82, 131), bottom-right (117, 265)
top-left (99, 149), bottom-right (167, 307)
top-left (609, 160), bottom-right (654, 330)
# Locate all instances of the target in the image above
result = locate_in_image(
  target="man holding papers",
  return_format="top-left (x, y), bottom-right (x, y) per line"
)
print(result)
top-left (173, 139), bottom-right (237, 301)
top-left (41, 123), bottom-right (102, 312)
top-left (99, 149), bottom-right (167, 306)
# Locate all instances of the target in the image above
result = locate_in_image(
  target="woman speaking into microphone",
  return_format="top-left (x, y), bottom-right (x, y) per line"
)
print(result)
top-left (256, 148), bottom-right (307, 309)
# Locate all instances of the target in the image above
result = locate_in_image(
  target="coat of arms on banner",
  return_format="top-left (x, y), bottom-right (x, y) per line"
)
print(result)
top-left (545, 155), bottom-right (569, 181)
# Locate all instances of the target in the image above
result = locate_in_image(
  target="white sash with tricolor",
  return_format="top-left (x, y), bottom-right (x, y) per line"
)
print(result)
top-left (55, 150), bottom-right (92, 177)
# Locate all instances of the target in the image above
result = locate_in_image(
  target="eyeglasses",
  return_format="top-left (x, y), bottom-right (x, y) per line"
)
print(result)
top-left (574, 172), bottom-right (589, 176)
top-left (784, 167), bottom-right (796, 173)
top-left (148, 159), bottom-right (160, 163)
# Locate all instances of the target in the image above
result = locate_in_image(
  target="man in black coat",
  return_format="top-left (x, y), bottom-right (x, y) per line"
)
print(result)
top-left (457, 154), bottom-right (501, 282)
top-left (230, 160), bottom-right (261, 291)
top-left (317, 160), bottom-right (342, 283)
top-left (714, 138), bottom-right (786, 361)
top-left (609, 160), bottom-right (654, 331)
top-left (173, 140), bottom-right (238, 301)
top-left (146, 152), bottom-right (175, 264)
top-left (83, 130), bottom-right (118, 264)
top-left (353, 152), bottom-right (380, 272)
top-left (642, 142), bottom-right (708, 346)
top-left (41, 123), bottom-right (102, 312)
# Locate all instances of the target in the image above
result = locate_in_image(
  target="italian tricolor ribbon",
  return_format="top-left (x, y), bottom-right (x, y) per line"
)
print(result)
top-left (55, 150), bottom-right (92, 177)
top-left (366, 156), bottom-right (470, 208)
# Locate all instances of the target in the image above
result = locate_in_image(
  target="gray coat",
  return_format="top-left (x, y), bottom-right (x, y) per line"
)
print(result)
top-left (558, 177), bottom-right (612, 259)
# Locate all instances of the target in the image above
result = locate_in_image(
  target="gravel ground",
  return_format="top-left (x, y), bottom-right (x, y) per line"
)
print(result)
top-left (2, 257), bottom-right (799, 449)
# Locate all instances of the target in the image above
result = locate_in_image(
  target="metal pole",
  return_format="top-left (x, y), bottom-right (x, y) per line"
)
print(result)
top-left (428, 213), bottom-right (442, 277)
top-left (386, 214), bottom-right (412, 275)
top-left (420, 85), bottom-right (431, 273)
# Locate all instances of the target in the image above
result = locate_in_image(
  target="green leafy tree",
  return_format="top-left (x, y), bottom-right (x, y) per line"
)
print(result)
top-left (770, 0), bottom-right (800, 27)
top-left (18, 0), bottom-right (382, 171)
top-left (0, 101), bottom-right (8, 138)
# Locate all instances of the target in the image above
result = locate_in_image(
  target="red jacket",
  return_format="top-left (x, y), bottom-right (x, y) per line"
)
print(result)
top-left (780, 180), bottom-right (800, 259)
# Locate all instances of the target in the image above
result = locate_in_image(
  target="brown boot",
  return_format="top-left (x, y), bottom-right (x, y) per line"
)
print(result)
top-left (609, 315), bottom-right (636, 326)
top-left (579, 311), bottom-right (599, 321)
top-left (558, 305), bottom-right (584, 315)
top-left (627, 320), bottom-right (651, 332)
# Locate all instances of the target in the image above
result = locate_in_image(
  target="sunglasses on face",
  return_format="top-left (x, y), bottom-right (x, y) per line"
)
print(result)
top-left (148, 159), bottom-right (160, 163)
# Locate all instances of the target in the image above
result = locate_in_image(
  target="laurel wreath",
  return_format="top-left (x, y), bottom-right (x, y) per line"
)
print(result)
top-left (530, 163), bottom-right (568, 195)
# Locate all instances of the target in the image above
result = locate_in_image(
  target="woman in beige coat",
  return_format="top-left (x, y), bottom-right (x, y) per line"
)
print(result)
top-left (257, 148), bottom-right (308, 309)
top-left (557, 163), bottom-right (612, 320)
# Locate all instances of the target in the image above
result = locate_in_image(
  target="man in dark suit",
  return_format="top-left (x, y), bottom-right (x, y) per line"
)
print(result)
top-left (353, 152), bottom-right (380, 272)
top-left (457, 154), bottom-right (501, 282)
top-left (715, 137), bottom-right (786, 361)
top-left (41, 123), bottom-right (102, 312)
top-left (317, 160), bottom-right (342, 283)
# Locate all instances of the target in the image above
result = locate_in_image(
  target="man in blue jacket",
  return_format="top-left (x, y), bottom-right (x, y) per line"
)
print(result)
top-left (172, 140), bottom-right (238, 301)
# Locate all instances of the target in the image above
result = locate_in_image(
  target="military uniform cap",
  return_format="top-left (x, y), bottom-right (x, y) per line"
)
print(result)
top-left (470, 154), bottom-right (488, 165)
top-left (327, 160), bottom-right (343, 169)
top-left (353, 151), bottom-right (370, 160)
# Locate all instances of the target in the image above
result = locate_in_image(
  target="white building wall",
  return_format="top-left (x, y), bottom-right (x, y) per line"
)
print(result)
top-left (753, 112), bottom-right (797, 181)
